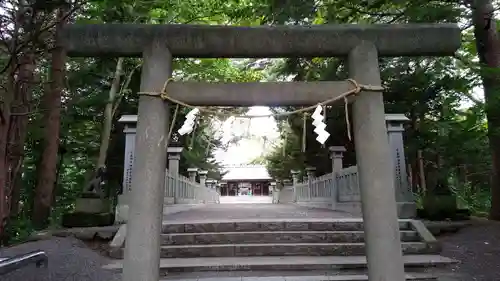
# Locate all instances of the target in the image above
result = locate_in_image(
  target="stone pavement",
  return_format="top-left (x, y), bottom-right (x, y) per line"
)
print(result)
top-left (219, 195), bottom-right (273, 204)
top-left (163, 199), bottom-right (357, 222)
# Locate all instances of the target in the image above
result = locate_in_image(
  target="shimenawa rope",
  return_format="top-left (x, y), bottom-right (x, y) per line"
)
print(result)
top-left (139, 78), bottom-right (384, 147)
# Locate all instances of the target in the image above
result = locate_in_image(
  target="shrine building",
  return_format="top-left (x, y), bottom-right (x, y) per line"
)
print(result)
top-left (220, 165), bottom-right (272, 196)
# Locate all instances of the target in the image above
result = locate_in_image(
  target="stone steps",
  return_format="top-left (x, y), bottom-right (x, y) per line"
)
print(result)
top-left (151, 242), bottom-right (436, 258)
top-left (162, 230), bottom-right (420, 245)
top-left (160, 273), bottom-right (438, 281)
top-left (107, 219), bottom-right (455, 279)
top-left (113, 241), bottom-right (439, 259)
top-left (161, 220), bottom-right (411, 233)
top-left (103, 255), bottom-right (456, 273)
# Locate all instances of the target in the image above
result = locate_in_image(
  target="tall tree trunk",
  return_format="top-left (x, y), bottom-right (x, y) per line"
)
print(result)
top-left (97, 58), bottom-right (124, 169)
top-left (0, 74), bottom-right (13, 241)
top-left (32, 7), bottom-right (67, 229)
top-left (7, 52), bottom-right (35, 219)
top-left (468, 0), bottom-right (500, 220)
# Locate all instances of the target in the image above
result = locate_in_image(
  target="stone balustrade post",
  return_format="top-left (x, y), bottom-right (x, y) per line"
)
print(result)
top-left (167, 147), bottom-right (183, 175)
top-left (270, 181), bottom-right (277, 203)
top-left (329, 146), bottom-right (346, 173)
top-left (291, 170), bottom-right (300, 186)
top-left (206, 179), bottom-right (215, 189)
top-left (306, 167), bottom-right (316, 199)
top-left (167, 147), bottom-right (182, 204)
top-left (198, 170), bottom-right (208, 187)
top-left (290, 170), bottom-right (300, 202)
top-left (187, 168), bottom-right (198, 182)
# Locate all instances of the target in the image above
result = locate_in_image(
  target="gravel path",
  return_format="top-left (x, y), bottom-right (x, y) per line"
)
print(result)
top-left (0, 237), bottom-right (121, 281)
top-left (439, 219), bottom-right (500, 281)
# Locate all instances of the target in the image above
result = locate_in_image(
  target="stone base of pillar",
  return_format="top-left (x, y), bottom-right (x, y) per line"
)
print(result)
top-left (333, 201), bottom-right (416, 219)
top-left (164, 197), bottom-right (175, 205)
top-left (115, 194), bottom-right (129, 223)
top-left (295, 198), bottom-right (334, 210)
top-left (397, 202), bottom-right (417, 219)
top-left (277, 187), bottom-right (295, 203)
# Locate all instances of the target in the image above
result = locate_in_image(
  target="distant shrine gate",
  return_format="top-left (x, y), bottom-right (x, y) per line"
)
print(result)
top-left (60, 23), bottom-right (461, 281)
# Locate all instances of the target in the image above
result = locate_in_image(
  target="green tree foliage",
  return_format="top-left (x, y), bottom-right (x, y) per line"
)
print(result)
top-left (3, 0), bottom-right (500, 242)
top-left (257, 0), bottom-right (495, 217)
top-left (3, 0), bottom-right (263, 242)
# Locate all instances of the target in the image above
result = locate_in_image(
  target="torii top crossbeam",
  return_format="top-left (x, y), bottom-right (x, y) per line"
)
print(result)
top-left (59, 23), bottom-right (461, 58)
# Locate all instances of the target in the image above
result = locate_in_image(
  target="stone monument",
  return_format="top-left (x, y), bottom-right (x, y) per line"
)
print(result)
top-left (62, 166), bottom-right (114, 227)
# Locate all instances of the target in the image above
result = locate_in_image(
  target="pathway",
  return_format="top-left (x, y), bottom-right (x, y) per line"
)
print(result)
top-left (163, 202), bottom-right (356, 222)
top-left (219, 195), bottom-right (273, 204)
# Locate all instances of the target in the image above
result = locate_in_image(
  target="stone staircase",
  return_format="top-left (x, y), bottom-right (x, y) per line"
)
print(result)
top-left (106, 219), bottom-right (456, 280)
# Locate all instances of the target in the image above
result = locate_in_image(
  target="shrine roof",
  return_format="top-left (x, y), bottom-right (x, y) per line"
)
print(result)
top-left (221, 165), bottom-right (272, 181)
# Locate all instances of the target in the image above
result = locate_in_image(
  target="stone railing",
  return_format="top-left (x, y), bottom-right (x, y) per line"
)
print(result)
top-left (289, 163), bottom-right (414, 217)
top-left (271, 113), bottom-right (418, 218)
top-left (311, 173), bottom-right (335, 199)
top-left (336, 166), bottom-right (360, 202)
top-left (165, 171), bottom-right (220, 204)
top-left (293, 167), bottom-right (359, 205)
top-left (294, 172), bottom-right (336, 209)
top-left (294, 182), bottom-right (309, 202)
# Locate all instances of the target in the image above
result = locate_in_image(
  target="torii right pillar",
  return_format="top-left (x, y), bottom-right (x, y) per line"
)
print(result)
top-left (349, 42), bottom-right (405, 281)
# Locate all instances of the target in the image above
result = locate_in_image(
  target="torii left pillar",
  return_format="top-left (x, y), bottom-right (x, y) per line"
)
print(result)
top-left (122, 42), bottom-right (171, 281)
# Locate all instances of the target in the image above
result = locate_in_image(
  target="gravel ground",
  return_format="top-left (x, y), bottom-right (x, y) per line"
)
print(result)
top-left (439, 219), bottom-right (500, 281)
top-left (0, 237), bottom-right (121, 281)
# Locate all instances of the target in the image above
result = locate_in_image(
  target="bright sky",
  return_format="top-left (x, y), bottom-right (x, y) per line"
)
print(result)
top-left (214, 106), bottom-right (280, 165)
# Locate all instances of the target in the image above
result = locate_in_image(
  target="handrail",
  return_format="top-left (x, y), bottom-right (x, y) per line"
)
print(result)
top-left (0, 250), bottom-right (48, 275)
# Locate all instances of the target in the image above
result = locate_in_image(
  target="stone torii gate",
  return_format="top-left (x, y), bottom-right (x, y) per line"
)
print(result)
top-left (59, 24), bottom-right (460, 281)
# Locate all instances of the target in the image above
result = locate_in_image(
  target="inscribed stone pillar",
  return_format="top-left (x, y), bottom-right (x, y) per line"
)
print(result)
top-left (167, 147), bottom-right (183, 175)
top-left (122, 43), bottom-right (171, 281)
top-left (329, 146), bottom-right (346, 173)
top-left (385, 114), bottom-right (416, 218)
top-left (348, 42), bottom-right (405, 281)
top-left (116, 115), bottom-right (137, 223)
top-left (187, 168), bottom-right (198, 182)
top-left (198, 170), bottom-right (208, 187)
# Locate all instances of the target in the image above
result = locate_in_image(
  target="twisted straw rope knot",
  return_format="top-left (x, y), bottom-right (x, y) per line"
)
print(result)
top-left (346, 78), bottom-right (384, 93)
